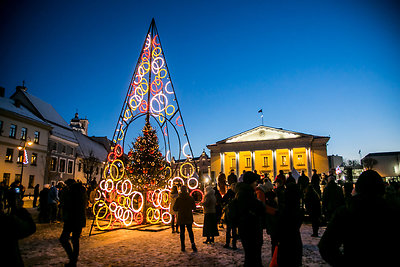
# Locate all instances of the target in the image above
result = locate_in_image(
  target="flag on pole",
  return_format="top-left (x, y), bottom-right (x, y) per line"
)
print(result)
top-left (258, 109), bottom-right (263, 113)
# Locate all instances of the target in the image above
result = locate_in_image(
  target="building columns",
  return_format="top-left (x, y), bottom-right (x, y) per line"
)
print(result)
top-left (306, 147), bottom-right (312, 177)
top-left (235, 152), bottom-right (240, 177)
top-left (251, 151), bottom-right (255, 172)
top-left (289, 148), bottom-right (294, 171)
top-left (220, 152), bottom-right (225, 173)
top-left (272, 149), bottom-right (277, 178)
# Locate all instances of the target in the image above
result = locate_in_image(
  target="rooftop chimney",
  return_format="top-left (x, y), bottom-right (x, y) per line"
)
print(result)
top-left (16, 85), bottom-right (27, 92)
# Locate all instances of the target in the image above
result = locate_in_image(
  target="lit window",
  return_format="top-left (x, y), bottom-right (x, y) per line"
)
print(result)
top-left (246, 157), bottom-right (251, 168)
top-left (297, 154), bottom-right (304, 165)
top-left (67, 160), bottom-right (74, 174)
top-left (3, 173), bottom-right (10, 185)
top-left (59, 158), bottom-right (66, 173)
top-left (282, 156), bottom-right (287, 166)
top-left (21, 127), bottom-right (27, 140)
top-left (17, 150), bottom-right (24, 163)
top-left (9, 124), bottom-right (17, 138)
top-left (5, 148), bottom-right (13, 162)
top-left (231, 158), bottom-right (235, 168)
top-left (263, 156), bottom-right (269, 167)
top-left (31, 153), bottom-right (38, 165)
top-left (50, 157), bottom-right (57, 171)
top-left (34, 131), bottom-right (40, 144)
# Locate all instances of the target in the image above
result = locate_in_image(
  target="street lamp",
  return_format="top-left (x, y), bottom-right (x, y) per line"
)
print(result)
top-left (17, 138), bottom-right (33, 182)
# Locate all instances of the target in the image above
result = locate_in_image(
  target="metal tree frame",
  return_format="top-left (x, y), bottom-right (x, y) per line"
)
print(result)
top-left (90, 19), bottom-right (202, 235)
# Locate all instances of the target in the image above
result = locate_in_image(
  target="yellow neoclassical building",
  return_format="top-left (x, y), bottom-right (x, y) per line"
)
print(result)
top-left (207, 126), bottom-right (330, 180)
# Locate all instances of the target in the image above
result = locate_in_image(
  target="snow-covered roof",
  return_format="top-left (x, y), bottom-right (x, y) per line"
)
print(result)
top-left (73, 131), bottom-right (108, 162)
top-left (22, 91), bottom-right (70, 128)
top-left (0, 97), bottom-right (50, 127)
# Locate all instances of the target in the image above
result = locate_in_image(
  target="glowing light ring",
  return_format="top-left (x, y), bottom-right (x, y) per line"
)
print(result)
top-left (150, 78), bottom-right (163, 95)
top-left (156, 68), bottom-right (167, 80)
top-left (150, 93), bottom-right (168, 114)
top-left (139, 100), bottom-right (148, 113)
top-left (163, 125), bottom-right (168, 137)
top-left (168, 176), bottom-right (185, 188)
top-left (165, 105), bottom-right (175, 116)
top-left (187, 177), bottom-right (199, 190)
top-left (146, 208), bottom-right (161, 224)
top-left (193, 221), bottom-right (204, 228)
top-left (190, 189), bottom-right (205, 208)
top-left (164, 81), bottom-right (173, 94)
top-left (96, 207), bottom-right (113, 230)
top-left (134, 212), bottom-right (144, 224)
top-left (114, 144), bottom-right (123, 158)
top-left (129, 95), bottom-right (143, 110)
top-left (175, 116), bottom-right (183, 127)
top-left (166, 150), bottom-right (171, 164)
top-left (180, 162), bottom-right (194, 178)
top-left (130, 191), bottom-right (144, 213)
top-left (164, 166), bottom-right (172, 179)
top-left (157, 113), bottom-right (165, 123)
top-left (161, 211), bottom-right (172, 224)
top-left (104, 179), bottom-right (114, 193)
top-left (182, 143), bottom-right (192, 159)
top-left (110, 159), bottom-right (125, 181)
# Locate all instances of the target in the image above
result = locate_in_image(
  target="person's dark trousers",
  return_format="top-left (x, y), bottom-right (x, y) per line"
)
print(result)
top-left (225, 224), bottom-right (237, 247)
top-left (241, 237), bottom-right (262, 267)
top-left (311, 215), bottom-right (319, 236)
top-left (33, 196), bottom-right (38, 208)
top-left (49, 203), bottom-right (57, 222)
top-left (179, 224), bottom-right (195, 249)
top-left (270, 233), bottom-right (278, 256)
top-left (59, 223), bottom-right (83, 265)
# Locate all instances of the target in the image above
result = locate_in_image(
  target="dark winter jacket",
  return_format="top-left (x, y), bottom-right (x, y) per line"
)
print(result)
top-left (305, 184), bottom-right (321, 218)
top-left (0, 208), bottom-right (36, 267)
top-left (235, 183), bottom-right (265, 244)
top-left (319, 194), bottom-right (400, 267)
top-left (277, 183), bottom-right (303, 267)
top-left (173, 192), bottom-right (196, 225)
top-left (298, 174), bottom-right (310, 194)
top-left (322, 180), bottom-right (345, 221)
top-left (227, 173), bottom-right (237, 185)
top-left (62, 182), bottom-right (87, 227)
top-left (311, 174), bottom-right (321, 193)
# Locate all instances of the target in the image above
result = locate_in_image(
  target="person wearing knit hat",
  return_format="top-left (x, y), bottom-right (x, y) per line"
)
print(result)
top-left (319, 170), bottom-right (400, 266)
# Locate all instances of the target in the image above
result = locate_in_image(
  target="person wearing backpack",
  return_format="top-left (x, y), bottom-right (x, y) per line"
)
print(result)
top-left (236, 172), bottom-right (265, 267)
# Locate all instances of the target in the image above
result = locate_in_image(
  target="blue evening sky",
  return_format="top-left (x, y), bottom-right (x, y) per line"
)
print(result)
top-left (1, 0), bottom-right (399, 161)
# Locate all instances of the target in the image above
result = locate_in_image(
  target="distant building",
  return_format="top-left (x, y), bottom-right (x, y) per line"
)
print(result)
top-left (11, 86), bottom-right (79, 183)
top-left (207, 126), bottom-right (330, 181)
top-left (328, 155), bottom-right (344, 169)
top-left (73, 130), bottom-right (108, 184)
top-left (70, 112), bottom-right (89, 135)
top-left (171, 150), bottom-right (211, 183)
top-left (362, 151), bottom-right (400, 179)
top-left (0, 88), bottom-right (52, 193)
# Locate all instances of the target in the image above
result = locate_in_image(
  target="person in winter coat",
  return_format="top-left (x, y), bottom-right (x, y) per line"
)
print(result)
top-left (217, 172), bottom-right (227, 195)
top-left (173, 185), bottom-right (197, 252)
top-left (286, 172), bottom-right (296, 184)
top-left (48, 182), bottom-right (59, 223)
top-left (311, 169), bottom-right (321, 196)
top-left (222, 184), bottom-right (237, 249)
top-left (169, 185), bottom-right (179, 233)
top-left (33, 184), bottom-right (40, 208)
top-left (227, 170), bottom-right (238, 185)
top-left (213, 186), bottom-right (223, 228)
top-left (265, 190), bottom-right (278, 256)
top-left (318, 170), bottom-right (400, 267)
top-left (322, 172), bottom-right (345, 222)
top-left (277, 182), bottom-right (303, 267)
top-left (236, 172), bottom-right (265, 267)
top-left (59, 179), bottom-right (87, 266)
top-left (298, 171), bottom-right (309, 208)
top-left (38, 184), bottom-right (50, 223)
top-left (275, 170), bottom-right (286, 185)
top-left (202, 186), bottom-right (219, 244)
top-left (0, 207), bottom-right (36, 266)
top-left (263, 177), bottom-right (274, 192)
top-left (305, 184), bottom-right (321, 237)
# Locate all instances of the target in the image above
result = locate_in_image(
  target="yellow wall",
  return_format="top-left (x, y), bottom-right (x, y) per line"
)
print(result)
top-left (210, 153), bottom-right (220, 181)
top-left (293, 147), bottom-right (307, 173)
top-left (224, 152), bottom-right (236, 174)
top-left (239, 151), bottom-right (252, 173)
top-left (312, 146), bottom-right (329, 174)
top-left (276, 149), bottom-right (290, 173)
top-left (254, 150), bottom-right (273, 177)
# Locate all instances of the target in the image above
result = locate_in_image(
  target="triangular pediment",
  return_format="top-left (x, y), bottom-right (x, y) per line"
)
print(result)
top-left (223, 126), bottom-right (303, 143)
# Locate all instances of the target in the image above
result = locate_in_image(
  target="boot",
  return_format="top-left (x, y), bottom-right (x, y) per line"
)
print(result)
top-left (210, 236), bottom-right (215, 244)
top-left (191, 243), bottom-right (197, 252)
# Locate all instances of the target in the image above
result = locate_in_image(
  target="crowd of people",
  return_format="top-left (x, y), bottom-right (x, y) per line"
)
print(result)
top-left (170, 168), bottom-right (400, 266)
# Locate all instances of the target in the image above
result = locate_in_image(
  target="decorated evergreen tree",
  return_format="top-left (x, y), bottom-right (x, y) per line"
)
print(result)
top-left (127, 121), bottom-right (167, 190)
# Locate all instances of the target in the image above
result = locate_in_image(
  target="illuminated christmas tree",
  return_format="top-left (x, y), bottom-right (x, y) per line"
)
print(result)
top-left (127, 121), bottom-right (167, 190)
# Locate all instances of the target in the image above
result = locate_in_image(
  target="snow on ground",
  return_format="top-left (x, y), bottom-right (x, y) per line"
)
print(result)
top-left (19, 207), bottom-right (329, 266)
